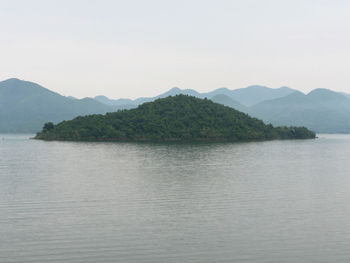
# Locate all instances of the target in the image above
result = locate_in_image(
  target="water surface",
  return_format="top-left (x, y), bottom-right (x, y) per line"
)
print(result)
top-left (1, 134), bottom-right (350, 262)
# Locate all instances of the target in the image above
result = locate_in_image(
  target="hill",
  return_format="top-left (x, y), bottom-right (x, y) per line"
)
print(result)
top-left (35, 95), bottom-right (315, 141)
top-left (252, 89), bottom-right (350, 133)
top-left (0, 78), bottom-right (114, 133)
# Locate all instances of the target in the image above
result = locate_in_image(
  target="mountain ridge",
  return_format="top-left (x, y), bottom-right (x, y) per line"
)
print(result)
top-left (2, 78), bottom-right (350, 133)
top-left (94, 85), bottom-right (297, 108)
top-left (252, 89), bottom-right (350, 133)
top-left (0, 78), bottom-right (114, 133)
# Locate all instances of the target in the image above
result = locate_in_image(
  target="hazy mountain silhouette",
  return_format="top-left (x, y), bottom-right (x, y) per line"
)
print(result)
top-left (95, 87), bottom-right (202, 108)
top-left (0, 78), bottom-right (114, 133)
top-left (94, 95), bottom-right (134, 107)
top-left (3, 78), bottom-right (350, 134)
top-left (339, 92), bottom-right (350, 99)
top-left (224, 85), bottom-right (296, 106)
top-left (252, 89), bottom-right (350, 133)
top-left (210, 94), bottom-right (253, 115)
top-left (95, 85), bottom-right (296, 108)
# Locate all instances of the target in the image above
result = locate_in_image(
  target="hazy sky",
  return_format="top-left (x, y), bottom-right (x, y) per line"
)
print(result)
top-left (1, 0), bottom-right (350, 99)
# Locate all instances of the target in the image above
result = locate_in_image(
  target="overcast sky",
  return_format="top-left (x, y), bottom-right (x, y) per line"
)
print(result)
top-left (1, 0), bottom-right (350, 99)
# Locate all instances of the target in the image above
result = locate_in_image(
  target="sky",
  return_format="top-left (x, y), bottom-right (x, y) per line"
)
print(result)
top-left (1, 0), bottom-right (350, 99)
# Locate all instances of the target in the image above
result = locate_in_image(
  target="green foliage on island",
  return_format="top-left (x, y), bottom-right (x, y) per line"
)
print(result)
top-left (35, 95), bottom-right (316, 142)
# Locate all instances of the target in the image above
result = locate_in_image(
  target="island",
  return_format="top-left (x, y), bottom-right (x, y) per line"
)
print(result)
top-left (35, 95), bottom-right (316, 141)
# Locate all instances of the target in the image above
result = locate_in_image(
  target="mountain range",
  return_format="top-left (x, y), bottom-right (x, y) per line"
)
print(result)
top-left (94, 86), bottom-right (350, 133)
top-left (1, 78), bottom-right (350, 133)
top-left (94, 85), bottom-right (296, 108)
top-left (252, 89), bottom-right (350, 133)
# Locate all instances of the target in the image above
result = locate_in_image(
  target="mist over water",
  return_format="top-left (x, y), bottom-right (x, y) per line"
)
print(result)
top-left (1, 134), bottom-right (350, 262)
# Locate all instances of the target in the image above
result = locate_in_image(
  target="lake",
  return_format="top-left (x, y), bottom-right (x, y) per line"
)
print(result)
top-left (1, 134), bottom-right (350, 263)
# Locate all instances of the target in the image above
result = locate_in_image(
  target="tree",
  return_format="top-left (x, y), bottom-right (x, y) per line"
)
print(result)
top-left (43, 122), bottom-right (54, 132)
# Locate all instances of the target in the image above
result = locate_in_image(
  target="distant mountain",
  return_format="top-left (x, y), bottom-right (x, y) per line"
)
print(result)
top-left (94, 95), bottom-right (135, 108)
top-left (252, 89), bottom-right (350, 133)
top-left (134, 87), bottom-right (202, 106)
top-left (95, 85), bottom-right (297, 109)
top-left (225, 85), bottom-right (296, 106)
top-left (339, 92), bottom-right (350, 100)
top-left (35, 95), bottom-right (315, 141)
top-left (0, 78), bottom-right (114, 133)
top-left (210, 94), bottom-right (252, 115)
top-left (94, 87), bottom-right (202, 108)
top-left (5, 78), bottom-right (350, 134)
top-left (154, 87), bottom-right (201, 99)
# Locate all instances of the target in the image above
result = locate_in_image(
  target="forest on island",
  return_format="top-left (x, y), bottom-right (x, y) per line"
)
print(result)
top-left (35, 95), bottom-right (316, 142)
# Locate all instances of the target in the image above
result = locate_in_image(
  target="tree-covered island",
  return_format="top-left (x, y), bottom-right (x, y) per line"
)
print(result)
top-left (35, 95), bottom-right (316, 142)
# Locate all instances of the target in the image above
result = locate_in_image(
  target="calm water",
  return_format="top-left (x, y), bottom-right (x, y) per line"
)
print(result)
top-left (1, 134), bottom-right (350, 263)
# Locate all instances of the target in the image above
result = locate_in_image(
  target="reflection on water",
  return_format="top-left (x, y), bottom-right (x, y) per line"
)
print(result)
top-left (1, 134), bottom-right (350, 262)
